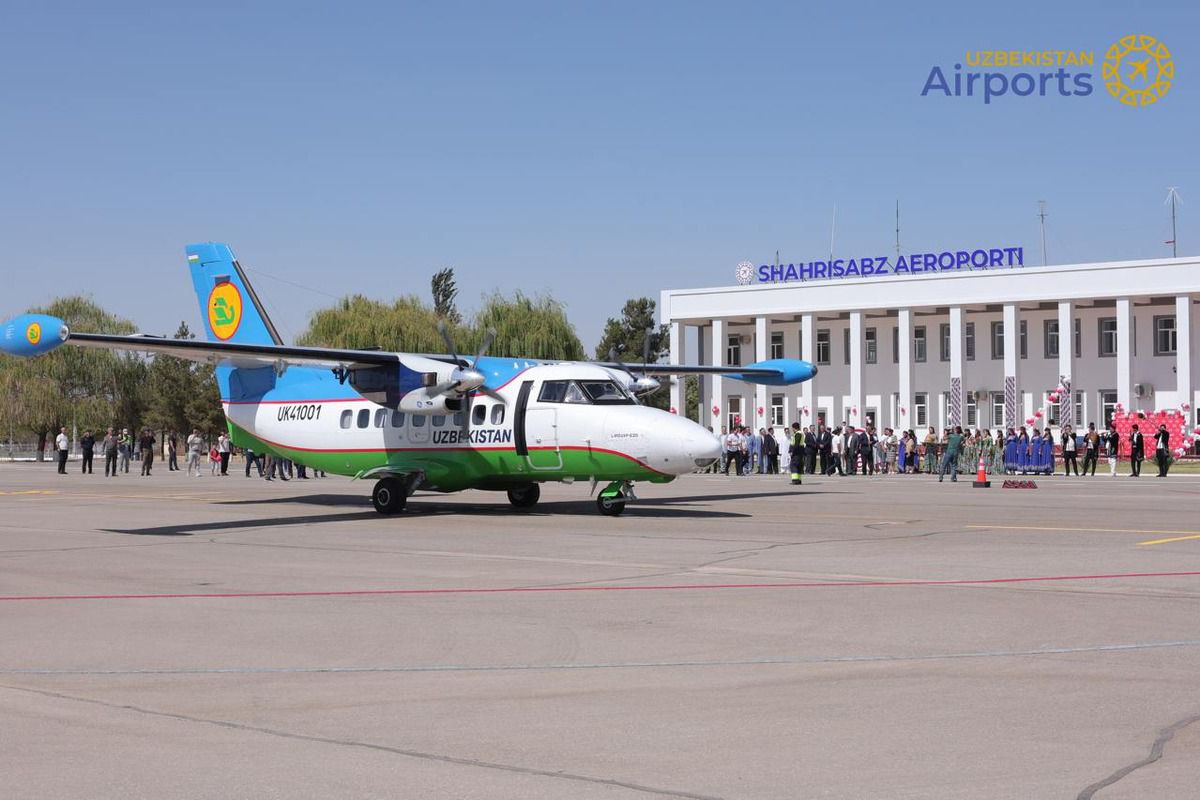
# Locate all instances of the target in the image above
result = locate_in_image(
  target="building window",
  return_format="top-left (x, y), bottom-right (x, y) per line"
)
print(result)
top-left (939, 323), bottom-right (950, 362)
top-left (966, 391), bottom-right (978, 426)
top-left (991, 392), bottom-right (1005, 429)
top-left (965, 322), bottom-right (975, 360)
top-left (1073, 318), bottom-right (1081, 358)
top-left (816, 329), bottom-right (830, 365)
top-left (1044, 319), bottom-right (1059, 359)
top-left (770, 331), bottom-right (784, 360)
top-left (1154, 315), bottom-right (1177, 355)
top-left (865, 327), bottom-right (877, 364)
top-left (797, 330), bottom-right (804, 360)
top-left (913, 326), bottom-right (927, 363)
top-left (1098, 318), bottom-right (1117, 357)
top-left (914, 392), bottom-right (928, 427)
top-left (1074, 391), bottom-right (1084, 428)
top-left (1020, 320), bottom-right (1027, 359)
top-left (726, 334), bottom-right (741, 367)
top-left (770, 394), bottom-right (784, 426)
top-left (844, 328), bottom-right (850, 365)
top-left (1100, 391), bottom-right (1118, 426)
top-left (1046, 394), bottom-right (1059, 426)
top-left (892, 326), bottom-right (899, 363)
top-left (727, 396), bottom-right (743, 430)
top-left (991, 321), bottom-right (1004, 359)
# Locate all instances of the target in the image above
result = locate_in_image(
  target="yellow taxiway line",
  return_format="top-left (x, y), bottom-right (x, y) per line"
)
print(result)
top-left (966, 524), bottom-right (1200, 546)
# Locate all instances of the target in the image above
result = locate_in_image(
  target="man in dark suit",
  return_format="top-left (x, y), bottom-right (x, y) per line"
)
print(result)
top-left (1129, 424), bottom-right (1144, 477)
top-left (816, 423), bottom-right (833, 475)
top-left (803, 426), bottom-right (818, 474)
top-left (1154, 424), bottom-right (1171, 477)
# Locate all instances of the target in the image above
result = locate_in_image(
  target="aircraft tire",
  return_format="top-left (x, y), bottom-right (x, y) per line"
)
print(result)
top-left (596, 495), bottom-right (626, 516)
top-left (506, 483), bottom-right (540, 509)
top-left (372, 478), bottom-right (406, 515)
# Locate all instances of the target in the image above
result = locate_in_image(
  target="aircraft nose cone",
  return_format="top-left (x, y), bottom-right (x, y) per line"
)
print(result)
top-left (683, 426), bottom-right (722, 471)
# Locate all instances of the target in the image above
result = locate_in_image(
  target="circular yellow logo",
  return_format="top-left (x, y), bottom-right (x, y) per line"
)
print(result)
top-left (207, 282), bottom-right (243, 341)
top-left (26, 322), bottom-right (41, 346)
top-left (1103, 34), bottom-right (1173, 106)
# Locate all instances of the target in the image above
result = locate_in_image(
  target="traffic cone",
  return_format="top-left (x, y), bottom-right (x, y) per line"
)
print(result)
top-left (972, 452), bottom-right (990, 488)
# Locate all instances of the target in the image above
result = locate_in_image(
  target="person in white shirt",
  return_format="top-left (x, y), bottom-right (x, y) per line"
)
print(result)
top-left (55, 427), bottom-right (69, 474)
top-left (186, 429), bottom-right (204, 477)
top-left (217, 433), bottom-right (232, 476)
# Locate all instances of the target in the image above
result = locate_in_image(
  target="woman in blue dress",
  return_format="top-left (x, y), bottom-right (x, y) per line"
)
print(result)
top-left (897, 433), bottom-right (908, 475)
top-left (1017, 428), bottom-right (1031, 473)
top-left (1003, 428), bottom-right (1018, 473)
top-left (1042, 429), bottom-right (1056, 474)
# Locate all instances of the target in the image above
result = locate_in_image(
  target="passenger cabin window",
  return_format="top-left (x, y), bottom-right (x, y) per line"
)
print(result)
top-left (374, 409), bottom-right (388, 428)
top-left (452, 412), bottom-right (464, 427)
top-left (340, 410), bottom-right (353, 429)
top-left (391, 410), bottom-right (405, 428)
top-left (491, 405), bottom-right (505, 425)
top-left (356, 409), bottom-right (370, 428)
top-left (411, 414), bottom-right (426, 428)
top-left (472, 404), bottom-right (486, 425)
top-left (432, 415), bottom-right (446, 427)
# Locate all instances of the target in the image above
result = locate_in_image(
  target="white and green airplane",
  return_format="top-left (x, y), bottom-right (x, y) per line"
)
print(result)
top-left (2, 243), bottom-right (816, 515)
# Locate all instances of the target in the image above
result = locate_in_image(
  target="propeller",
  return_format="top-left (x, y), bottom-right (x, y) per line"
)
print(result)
top-left (609, 328), bottom-right (661, 397)
top-left (434, 322), bottom-right (503, 431)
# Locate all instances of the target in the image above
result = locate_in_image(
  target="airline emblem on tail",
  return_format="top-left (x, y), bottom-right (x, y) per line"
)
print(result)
top-left (207, 282), bottom-right (242, 340)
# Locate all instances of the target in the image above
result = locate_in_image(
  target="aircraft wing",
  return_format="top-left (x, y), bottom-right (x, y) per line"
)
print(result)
top-left (1, 315), bottom-right (454, 370)
top-left (591, 358), bottom-right (817, 386)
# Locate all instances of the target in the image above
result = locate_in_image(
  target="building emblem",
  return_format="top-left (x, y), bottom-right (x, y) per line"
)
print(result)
top-left (1103, 34), bottom-right (1173, 106)
top-left (735, 261), bottom-right (755, 285)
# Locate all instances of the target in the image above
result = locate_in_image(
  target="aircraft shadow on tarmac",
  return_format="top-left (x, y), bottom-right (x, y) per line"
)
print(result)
top-left (100, 491), bottom-right (832, 535)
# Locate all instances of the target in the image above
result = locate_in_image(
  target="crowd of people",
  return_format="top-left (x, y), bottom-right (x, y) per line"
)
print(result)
top-left (50, 427), bottom-right (325, 481)
top-left (704, 419), bottom-right (1180, 480)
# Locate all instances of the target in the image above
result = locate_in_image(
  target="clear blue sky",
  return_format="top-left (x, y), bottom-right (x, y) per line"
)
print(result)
top-left (3, 1), bottom-right (1196, 351)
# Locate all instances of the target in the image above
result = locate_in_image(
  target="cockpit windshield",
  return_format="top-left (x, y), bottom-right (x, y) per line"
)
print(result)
top-left (538, 379), bottom-right (634, 405)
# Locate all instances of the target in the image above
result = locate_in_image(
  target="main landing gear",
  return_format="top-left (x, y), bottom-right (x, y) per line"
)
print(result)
top-left (372, 477), bottom-right (407, 515)
top-left (506, 483), bottom-right (540, 510)
top-left (595, 480), bottom-right (636, 516)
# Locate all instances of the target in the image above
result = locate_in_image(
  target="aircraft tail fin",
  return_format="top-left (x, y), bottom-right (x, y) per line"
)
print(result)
top-left (186, 243), bottom-right (283, 346)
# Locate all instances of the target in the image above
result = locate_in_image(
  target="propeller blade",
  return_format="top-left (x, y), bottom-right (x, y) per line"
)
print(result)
top-left (437, 320), bottom-right (461, 365)
top-left (472, 327), bottom-right (496, 370)
top-left (642, 328), bottom-right (653, 373)
top-left (476, 385), bottom-right (506, 403)
top-left (427, 379), bottom-right (459, 397)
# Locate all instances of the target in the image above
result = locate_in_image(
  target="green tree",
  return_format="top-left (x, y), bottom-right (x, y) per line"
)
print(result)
top-left (430, 267), bottom-right (461, 324)
top-left (297, 294), bottom-right (451, 352)
top-left (470, 292), bottom-right (585, 360)
top-left (144, 322), bottom-right (223, 436)
top-left (594, 297), bottom-right (670, 410)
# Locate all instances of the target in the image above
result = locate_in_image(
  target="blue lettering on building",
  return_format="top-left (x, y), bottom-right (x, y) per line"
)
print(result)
top-left (754, 246), bottom-right (1024, 284)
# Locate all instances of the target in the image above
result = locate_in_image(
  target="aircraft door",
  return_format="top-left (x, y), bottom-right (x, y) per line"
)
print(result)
top-left (524, 408), bottom-right (562, 470)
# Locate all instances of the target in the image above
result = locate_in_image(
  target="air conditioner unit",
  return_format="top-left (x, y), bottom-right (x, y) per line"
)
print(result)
top-left (1134, 383), bottom-right (1152, 397)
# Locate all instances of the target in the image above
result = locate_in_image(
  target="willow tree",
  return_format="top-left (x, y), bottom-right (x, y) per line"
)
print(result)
top-left (298, 290), bottom-right (584, 362)
top-left (0, 296), bottom-right (143, 457)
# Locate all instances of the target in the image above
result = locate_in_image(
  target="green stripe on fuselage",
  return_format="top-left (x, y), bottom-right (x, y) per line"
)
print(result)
top-left (228, 422), bottom-right (672, 492)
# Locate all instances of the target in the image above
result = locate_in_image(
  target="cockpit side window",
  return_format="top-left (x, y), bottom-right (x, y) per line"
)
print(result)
top-left (579, 380), bottom-right (634, 405)
top-left (538, 380), bottom-right (592, 404)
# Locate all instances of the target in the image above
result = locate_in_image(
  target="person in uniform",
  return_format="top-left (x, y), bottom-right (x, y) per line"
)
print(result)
top-left (1154, 424), bottom-right (1171, 477)
top-left (1129, 424), bottom-right (1144, 477)
top-left (788, 422), bottom-right (803, 486)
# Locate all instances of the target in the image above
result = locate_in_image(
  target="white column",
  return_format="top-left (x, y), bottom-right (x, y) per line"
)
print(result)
top-left (668, 320), bottom-right (684, 416)
top-left (898, 309), bottom-right (913, 431)
top-left (696, 326), bottom-right (707, 424)
top-left (948, 306), bottom-right (964, 427)
top-left (1003, 303), bottom-right (1020, 428)
top-left (1057, 301), bottom-right (1073, 429)
top-left (754, 316), bottom-right (768, 429)
top-left (800, 313), bottom-right (815, 427)
top-left (711, 318), bottom-right (725, 430)
top-left (1177, 295), bottom-right (1193, 417)
top-left (849, 311), bottom-right (863, 429)
top-left (1116, 298), bottom-right (1133, 410)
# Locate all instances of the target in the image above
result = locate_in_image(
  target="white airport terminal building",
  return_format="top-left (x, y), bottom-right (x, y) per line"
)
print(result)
top-left (661, 256), bottom-right (1199, 441)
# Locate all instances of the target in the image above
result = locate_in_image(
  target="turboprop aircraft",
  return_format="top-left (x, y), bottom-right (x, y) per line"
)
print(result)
top-left (1, 243), bottom-right (817, 516)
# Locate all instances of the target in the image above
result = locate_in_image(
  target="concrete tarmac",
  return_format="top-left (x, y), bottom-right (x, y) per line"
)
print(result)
top-left (2, 462), bottom-right (1199, 799)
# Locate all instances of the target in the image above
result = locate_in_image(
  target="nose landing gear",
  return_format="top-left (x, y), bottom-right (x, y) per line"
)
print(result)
top-left (596, 480), bottom-right (636, 516)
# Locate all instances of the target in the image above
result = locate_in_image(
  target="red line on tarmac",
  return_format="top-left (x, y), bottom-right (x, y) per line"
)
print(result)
top-left (2, 571), bottom-right (1199, 603)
